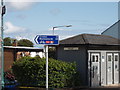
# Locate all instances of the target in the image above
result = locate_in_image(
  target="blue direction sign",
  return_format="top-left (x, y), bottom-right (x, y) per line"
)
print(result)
top-left (34, 35), bottom-right (59, 45)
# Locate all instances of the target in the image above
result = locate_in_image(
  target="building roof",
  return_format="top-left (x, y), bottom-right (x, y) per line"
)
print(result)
top-left (60, 34), bottom-right (120, 45)
top-left (4, 46), bottom-right (43, 52)
top-left (101, 20), bottom-right (120, 34)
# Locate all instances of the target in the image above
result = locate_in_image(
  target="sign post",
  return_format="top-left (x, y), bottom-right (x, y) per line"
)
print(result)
top-left (34, 35), bottom-right (59, 89)
top-left (45, 45), bottom-right (48, 89)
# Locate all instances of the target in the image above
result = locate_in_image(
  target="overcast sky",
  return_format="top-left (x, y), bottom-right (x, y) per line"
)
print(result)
top-left (2, 0), bottom-right (118, 47)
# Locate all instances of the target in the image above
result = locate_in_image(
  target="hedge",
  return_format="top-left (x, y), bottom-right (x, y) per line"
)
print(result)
top-left (12, 56), bottom-right (81, 88)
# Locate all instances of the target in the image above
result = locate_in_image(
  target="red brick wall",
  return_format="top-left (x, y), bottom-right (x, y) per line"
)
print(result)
top-left (4, 49), bottom-right (15, 72)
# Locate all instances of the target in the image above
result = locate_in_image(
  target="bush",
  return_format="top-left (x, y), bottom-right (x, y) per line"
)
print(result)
top-left (12, 56), bottom-right (80, 88)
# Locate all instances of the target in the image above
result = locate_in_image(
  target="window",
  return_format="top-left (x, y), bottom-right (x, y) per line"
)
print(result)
top-left (96, 56), bottom-right (98, 62)
top-left (92, 55), bottom-right (95, 62)
top-left (115, 55), bottom-right (118, 61)
top-left (108, 55), bottom-right (112, 61)
top-left (92, 54), bottom-right (99, 62)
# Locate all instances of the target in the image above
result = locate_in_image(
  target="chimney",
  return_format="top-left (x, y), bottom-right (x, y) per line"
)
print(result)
top-left (12, 40), bottom-right (18, 46)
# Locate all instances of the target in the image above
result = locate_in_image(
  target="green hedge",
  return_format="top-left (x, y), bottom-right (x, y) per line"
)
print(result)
top-left (12, 56), bottom-right (80, 88)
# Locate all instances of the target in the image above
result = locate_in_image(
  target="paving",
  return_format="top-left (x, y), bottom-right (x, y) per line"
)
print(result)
top-left (3, 84), bottom-right (120, 90)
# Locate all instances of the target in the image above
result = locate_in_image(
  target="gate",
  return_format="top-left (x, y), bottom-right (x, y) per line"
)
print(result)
top-left (113, 53), bottom-right (119, 84)
top-left (106, 53), bottom-right (119, 85)
top-left (88, 51), bottom-right (119, 87)
top-left (106, 53), bottom-right (113, 85)
top-left (91, 53), bottom-right (100, 87)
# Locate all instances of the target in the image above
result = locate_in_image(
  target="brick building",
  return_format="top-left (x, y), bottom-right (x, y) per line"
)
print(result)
top-left (4, 46), bottom-right (44, 71)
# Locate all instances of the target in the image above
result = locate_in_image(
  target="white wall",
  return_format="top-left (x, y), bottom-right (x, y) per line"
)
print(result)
top-left (30, 52), bottom-right (45, 58)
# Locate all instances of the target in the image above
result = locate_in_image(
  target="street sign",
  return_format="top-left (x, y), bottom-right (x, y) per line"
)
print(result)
top-left (34, 35), bottom-right (59, 45)
top-left (34, 35), bottom-right (59, 89)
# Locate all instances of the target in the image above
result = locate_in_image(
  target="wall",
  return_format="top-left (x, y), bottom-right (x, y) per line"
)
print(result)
top-left (4, 48), bottom-right (45, 71)
top-left (57, 45), bottom-right (87, 86)
top-left (4, 48), bottom-right (15, 72)
top-left (30, 52), bottom-right (45, 58)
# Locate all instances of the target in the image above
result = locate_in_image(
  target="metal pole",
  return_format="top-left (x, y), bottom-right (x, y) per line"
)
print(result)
top-left (53, 27), bottom-right (55, 35)
top-left (1, 0), bottom-right (4, 88)
top-left (45, 45), bottom-right (48, 89)
top-left (52, 25), bottom-right (72, 35)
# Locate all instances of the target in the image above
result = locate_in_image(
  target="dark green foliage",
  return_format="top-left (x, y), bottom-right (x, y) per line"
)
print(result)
top-left (4, 37), bottom-right (12, 46)
top-left (18, 39), bottom-right (34, 47)
top-left (12, 56), bottom-right (81, 88)
top-left (4, 37), bottom-right (34, 47)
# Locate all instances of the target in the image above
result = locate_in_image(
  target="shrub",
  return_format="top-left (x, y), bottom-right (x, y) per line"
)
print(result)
top-left (12, 56), bottom-right (80, 88)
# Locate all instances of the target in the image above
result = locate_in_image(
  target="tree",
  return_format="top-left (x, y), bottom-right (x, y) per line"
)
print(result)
top-left (4, 37), bottom-right (12, 46)
top-left (18, 39), bottom-right (34, 47)
top-left (4, 37), bottom-right (34, 47)
top-left (4, 37), bottom-right (17, 46)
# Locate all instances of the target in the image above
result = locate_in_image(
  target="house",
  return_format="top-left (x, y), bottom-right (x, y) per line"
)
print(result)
top-left (101, 20), bottom-right (120, 39)
top-left (4, 46), bottom-right (44, 72)
top-left (56, 34), bottom-right (120, 87)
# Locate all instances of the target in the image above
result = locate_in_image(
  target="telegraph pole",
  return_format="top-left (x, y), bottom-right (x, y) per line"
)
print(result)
top-left (1, 0), bottom-right (6, 88)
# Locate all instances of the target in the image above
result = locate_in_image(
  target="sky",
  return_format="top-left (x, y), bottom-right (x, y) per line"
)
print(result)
top-left (2, 1), bottom-right (118, 47)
